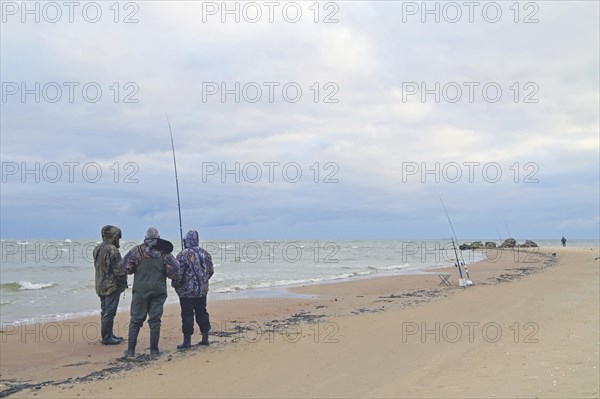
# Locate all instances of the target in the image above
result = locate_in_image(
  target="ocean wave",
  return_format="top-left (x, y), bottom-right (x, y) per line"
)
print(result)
top-left (377, 263), bottom-right (410, 271)
top-left (214, 280), bottom-right (306, 293)
top-left (214, 264), bottom-right (418, 294)
top-left (0, 281), bottom-right (57, 291)
top-left (214, 272), bottom-right (377, 294)
top-left (5, 309), bottom-right (100, 326)
top-left (214, 284), bottom-right (250, 293)
top-left (66, 282), bottom-right (95, 292)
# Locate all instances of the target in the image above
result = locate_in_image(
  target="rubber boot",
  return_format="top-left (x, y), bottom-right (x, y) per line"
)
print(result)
top-left (177, 334), bottom-right (192, 350)
top-left (111, 333), bottom-right (124, 342)
top-left (199, 331), bottom-right (209, 346)
top-left (150, 329), bottom-right (161, 356)
top-left (124, 326), bottom-right (140, 357)
top-left (102, 320), bottom-right (121, 345)
top-left (102, 336), bottom-right (121, 345)
top-left (101, 319), bottom-right (108, 342)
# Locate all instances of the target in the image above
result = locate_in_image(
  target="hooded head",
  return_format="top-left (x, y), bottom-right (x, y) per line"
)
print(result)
top-left (183, 230), bottom-right (199, 249)
top-left (101, 225), bottom-right (122, 248)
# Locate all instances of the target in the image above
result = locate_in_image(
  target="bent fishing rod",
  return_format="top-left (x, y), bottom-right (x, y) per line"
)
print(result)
top-left (166, 113), bottom-right (184, 251)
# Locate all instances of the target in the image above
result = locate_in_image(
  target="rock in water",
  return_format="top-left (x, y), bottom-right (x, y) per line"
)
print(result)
top-left (520, 240), bottom-right (538, 248)
top-left (471, 241), bottom-right (484, 249)
top-left (459, 241), bottom-right (484, 250)
top-left (499, 238), bottom-right (517, 248)
top-left (485, 241), bottom-right (497, 249)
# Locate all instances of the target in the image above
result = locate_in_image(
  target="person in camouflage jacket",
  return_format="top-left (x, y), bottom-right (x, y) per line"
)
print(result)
top-left (122, 227), bottom-right (180, 357)
top-left (93, 225), bottom-right (127, 345)
top-left (172, 230), bottom-right (214, 349)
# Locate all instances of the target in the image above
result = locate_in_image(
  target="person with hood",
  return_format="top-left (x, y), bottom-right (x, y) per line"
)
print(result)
top-left (93, 225), bottom-right (127, 345)
top-left (121, 227), bottom-right (180, 356)
top-left (173, 230), bottom-right (214, 349)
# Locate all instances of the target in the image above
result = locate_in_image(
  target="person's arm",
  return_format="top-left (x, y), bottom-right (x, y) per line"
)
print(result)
top-left (93, 245), bottom-right (100, 265)
top-left (93, 245), bottom-right (104, 275)
top-left (164, 253), bottom-right (180, 280)
top-left (108, 248), bottom-right (125, 277)
top-left (204, 252), bottom-right (214, 280)
top-left (122, 246), bottom-right (142, 275)
top-left (172, 251), bottom-right (188, 285)
top-left (107, 247), bottom-right (127, 291)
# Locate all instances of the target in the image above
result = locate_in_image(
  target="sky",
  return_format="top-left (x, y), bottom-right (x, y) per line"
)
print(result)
top-left (1, 1), bottom-right (599, 240)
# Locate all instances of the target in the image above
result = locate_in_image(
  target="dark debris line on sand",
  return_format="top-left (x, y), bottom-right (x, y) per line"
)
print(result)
top-left (211, 312), bottom-right (328, 341)
top-left (367, 251), bottom-right (557, 308)
top-left (0, 352), bottom-right (183, 397)
top-left (0, 362), bottom-right (144, 398)
top-left (367, 288), bottom-right (455, 311)
top-left (258, 312), bottom-right (329, 341)
top-left (379, 288), bottom-right (447, 299)
top-left (489, 253), bottom-right (558, 284)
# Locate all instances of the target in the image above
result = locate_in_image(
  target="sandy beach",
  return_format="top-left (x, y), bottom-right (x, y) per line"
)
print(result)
top-left (1, 246), bottom-right (598, 398)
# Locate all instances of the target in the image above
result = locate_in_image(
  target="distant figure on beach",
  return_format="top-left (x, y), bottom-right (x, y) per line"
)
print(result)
top-left (122, 227), bottom-right (180, 357)
top-left (93, 225), bottom-right (127, 345)
top-left (561, 237), bottom-right (567, 247)
top-left (172, 230), bottom-right (214, 349)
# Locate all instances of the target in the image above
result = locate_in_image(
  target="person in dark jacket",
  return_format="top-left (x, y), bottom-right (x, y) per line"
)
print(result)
top-left (93, 225), bottom-right (127, 345)
top-left (122, 227), bottom-right (180, 356)
top-left (172, 230), bottom-right (214, 349)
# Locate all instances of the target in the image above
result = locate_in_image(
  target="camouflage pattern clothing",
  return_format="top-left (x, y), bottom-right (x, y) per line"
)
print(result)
top-left (122, 235), bottom-right (180, 355)
top-left (93, 225), bottom-right (127, 296)
top-left (122, 238), bottom-right (180, 279)
top-left (172, 230), bottom-right (214, 298)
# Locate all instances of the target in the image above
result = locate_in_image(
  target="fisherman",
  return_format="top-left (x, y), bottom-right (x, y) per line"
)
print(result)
top-left (93, 225), bottom-right (127, 345)
top-left (561, 236), bottom-right (567, 247)
top-left (172, 230), bottom-right (214, 349)
top-left (122, 227), bottom-right (180, 356)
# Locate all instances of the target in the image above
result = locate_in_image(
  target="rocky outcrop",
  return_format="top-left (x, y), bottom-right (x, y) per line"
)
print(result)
top-left (460, 239), bottom-right (537, 250)
top-left (459, 241), bottom-right (484, 250)
top-left (520, 240), bottom-right (538, 248)
top-left (499, 238), bottom-right (517, 248)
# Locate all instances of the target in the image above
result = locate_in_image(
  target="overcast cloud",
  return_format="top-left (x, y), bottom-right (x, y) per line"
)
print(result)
top-left (1, 1), bottom-right (598, 240)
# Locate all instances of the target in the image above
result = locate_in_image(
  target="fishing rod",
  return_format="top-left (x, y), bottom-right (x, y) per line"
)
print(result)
top-left (166, 113), bottom-right (184, 252)
top-left (440, 198), bottom-right (471, 285)
top-left (450, 237), bottom-right (464, 283)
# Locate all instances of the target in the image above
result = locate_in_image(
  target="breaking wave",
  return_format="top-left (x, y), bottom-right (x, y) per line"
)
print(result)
top-left (0, 281), bottom-right (57, 291)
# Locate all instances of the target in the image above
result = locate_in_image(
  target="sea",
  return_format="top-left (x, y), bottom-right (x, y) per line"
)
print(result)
top-left (1, 239), bottom-right (597, 326)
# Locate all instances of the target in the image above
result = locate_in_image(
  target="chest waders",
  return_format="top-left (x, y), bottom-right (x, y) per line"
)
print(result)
top-left (125, 246), bottom-right (168, 357)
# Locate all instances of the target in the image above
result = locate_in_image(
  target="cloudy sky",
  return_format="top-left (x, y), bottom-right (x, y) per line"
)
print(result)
top-left (1, 1), bottom-right (598, 240)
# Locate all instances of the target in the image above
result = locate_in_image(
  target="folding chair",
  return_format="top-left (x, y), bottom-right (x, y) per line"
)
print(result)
top-left (438, 273), bottom-right (451, 286)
